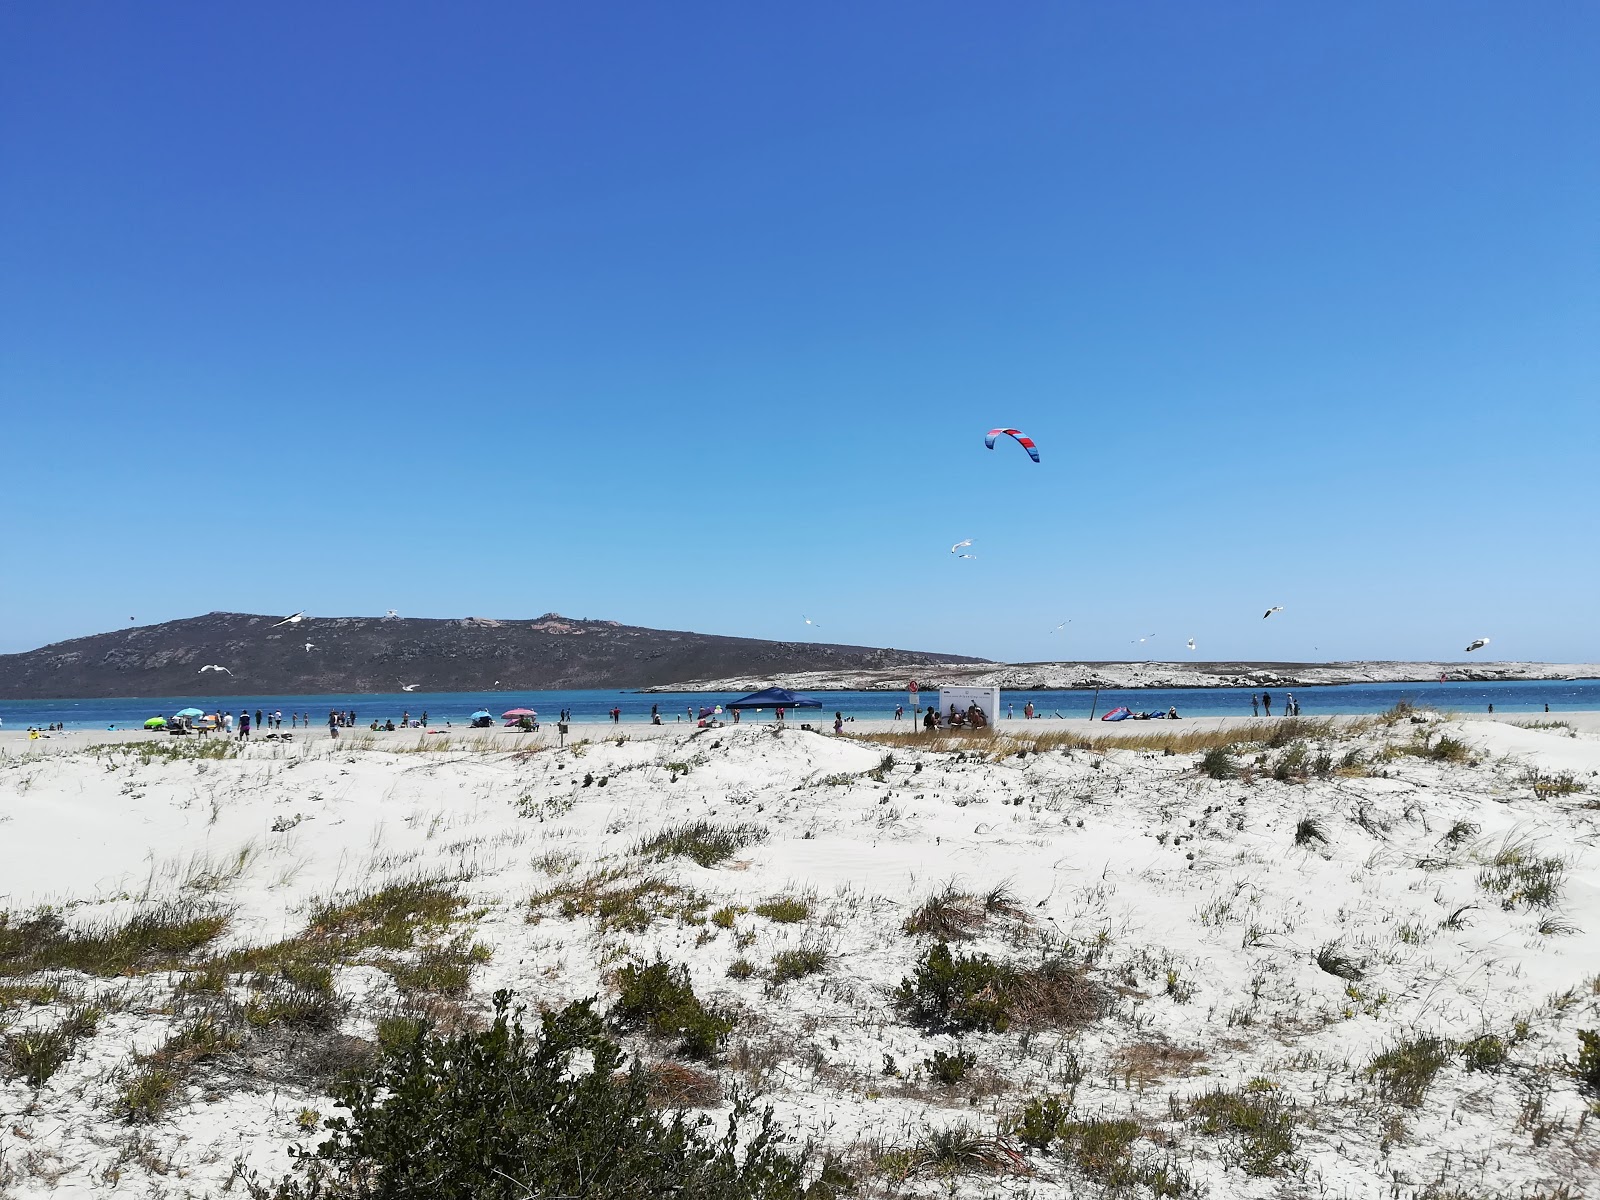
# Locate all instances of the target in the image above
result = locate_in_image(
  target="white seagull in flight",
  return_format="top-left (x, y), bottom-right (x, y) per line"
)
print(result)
top-left (400, 683), bottom-right (420, 692)
top-left (1186, 638), bottom-right (1197, 652)
top-left (803, 615), bottom-right (821, 629)
top-left (270, 611), bottom-right (307, 628)
top-left (199, 664), bottom-right (233, 675)
top-left (1464, 637), bottom-right (1490, 653)
top-left (1050, 620), bottom-right (1069, 634)
top-left (304, 643), bottom-right (319, 652)
top-left (1263, 606), bottom-right (1283, 619)
top-left (950, 539), bottom-right (973, 554)
top-left (385, 609), bottom-right (400, 619)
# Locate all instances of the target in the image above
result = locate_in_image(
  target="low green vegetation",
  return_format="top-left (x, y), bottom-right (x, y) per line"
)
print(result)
top-left (0, 903), bottom-right (230, 978)
top-left (611, 960), bottom-right (732, 1061)
top-left (248, 992), bottom-right (806, 1200)
top-left (753, 896), bottom-right (811, 924)
top-left (1314, 942), bottom-right (1364, 982)
top-left (634, 820), bottom-right (768, 868)
top-left (1460, 1033), bottom-right (1508, 1072)
top-left (1199, 747), bottom-right (1237, 780)
top-left (1016, 1100), bottom-right (1189, 1195)
top-left (769, 944), bottom-right (827, 985)
top-left (1294, 816), bottom-right (1330, 847)
top-left (1367, 1035), bottom-right (1453, 1107)
top-left (0, 1003), bottom-right (100, 1088)
top-left (896, 942), bottom-right (1103, 1034)
top-left (923, 1048), bottom-right (975, 1086)
top-left (529, 869), bottom-right (708, 932)
top-left (120, 1066), bottom-right (179, 1124)
top-left (1187, 1081), bottom-right (1298, 1176)
top-left (1576, 1029), bottom-right (1600, 1093)
top-left (901, 882), bottom-right (1024, 940)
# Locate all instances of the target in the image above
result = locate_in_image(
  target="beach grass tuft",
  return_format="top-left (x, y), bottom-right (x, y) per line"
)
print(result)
top-left (633, 820), bottom-right (768, 868)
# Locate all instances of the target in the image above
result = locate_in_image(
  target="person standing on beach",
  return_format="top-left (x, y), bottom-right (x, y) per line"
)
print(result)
top-left (328, 710), bottom-right (339, 738)
top-left (1008, 703), bottom-right (1014, 720)
top-left (1284, 692), bottom-right (1294, 717)
top-left (239, 711), bottom-right (250, 740)
top-left (894, 704), bottom-right (903, 721)
top-left (1262, 692), bottom-right (1273, 717)
top-left (1251, 694), bottom-right (1259, 717)
top-left (834, 711), bottom-right (844, 734)
top-left (776, 705), bottom-right (785, 723)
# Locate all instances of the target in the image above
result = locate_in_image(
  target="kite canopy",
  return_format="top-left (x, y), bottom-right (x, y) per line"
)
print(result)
top-left (984, 427), bottom-right (1040, 463)
top-left (143, 716), bottom-right (167, 728)
top-left (1100, 707), bottom-right (1132, 722)
top-left (725, 687), bottom-right (823, 710)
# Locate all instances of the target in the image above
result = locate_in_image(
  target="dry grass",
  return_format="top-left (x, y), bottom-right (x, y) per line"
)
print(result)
top-left (1111, 1040), bottom-right (1208, 1087)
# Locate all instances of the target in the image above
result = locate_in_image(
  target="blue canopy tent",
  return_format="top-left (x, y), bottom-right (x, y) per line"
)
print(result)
top-left (725, 687), bottom-right (823, 711)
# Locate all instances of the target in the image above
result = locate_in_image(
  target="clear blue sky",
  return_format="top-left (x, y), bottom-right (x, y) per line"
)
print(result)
top-left (2, 3), bottom-right (1595, 664)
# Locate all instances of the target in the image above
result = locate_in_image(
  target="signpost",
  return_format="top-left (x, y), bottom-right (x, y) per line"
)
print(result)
top-left (909, 680), bottom-right (919, 731)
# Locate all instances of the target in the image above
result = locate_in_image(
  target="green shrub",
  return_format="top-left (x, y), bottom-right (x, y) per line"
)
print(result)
top-left (1577, 1029), bottom-right (1600, 1093)
top-left (1367, 1036), bottom-right (1453, 1107)
top-left (896, 943), bottom-right (1013, 1033)
top-left (1271, 742), bottom-right (1310, 782)
top-left (1188, 1082), bottom-right (1296, 1175)
top-left (923, 1048), bottom-right (975, 1086)
top-left (251, 992), bottom-right (805, 1199)
top-left (726, 958), bottom-right (756, 981)
top-left (1199, 748), bottom-right (1237, 780)
top-left (612, 961), bottom-right (733, 1061)
top-left (1057, 1117), bottom-right (1139, 1179)
top-left (1461, 1034), bottom-right (1508, 1073)
top-left (1017, 1093), bottom-right (1069, 1149)
top-left (895, 943), bottom-right (1102, 1035)
top-left (634, 821), bottom-right (768, 868)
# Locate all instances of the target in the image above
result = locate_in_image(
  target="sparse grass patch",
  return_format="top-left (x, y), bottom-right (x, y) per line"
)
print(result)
top-left (119, 1066), bottom-right (178, 1124)
top-left (304, 876), bottom-right (466, 951)
top-left (726, 958), bottom-right (756, 981)
top-left (384, 936), bottom-right (492, 997)
top-left (1577, 1030), bottom-right (1600, 1093)
top-left (905, 1123), bottom-right (1021, 1178)
top-left (753, 896), bottom-right (811, 924)
top-left (711, 905), bottom-right (747, 929)
top-left (1187, 1081), bottom-right (1297, 1176)
top-left (3, 1024), bottom-right (73, 1088)
top-left (769, 944), bottom-right (828, 985)
top-left (902, 883), bottom-right (986, 940)
top-left (0, 902), bottom-right (230, 978)
top-left (1368, 1035), bottom-right (1453, 1107)
top-left (0, 981), bottom-right (65, 1010)
top-left (611, 960), bottom-right (733, 1061)
top-left (1474, 838), bottom-right (1566, 910)
top-left (1199, 747), bottom-right (1237, 779)
top-left (1294, 816), bottom-right (1329, 847)
top-left (530, 868), bottom-right (708, 933)
top-left (634, 820), bottom-right (768, 868)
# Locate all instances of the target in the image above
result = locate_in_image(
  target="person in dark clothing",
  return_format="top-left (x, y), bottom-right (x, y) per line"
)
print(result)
top-left (1251, 694), bottom-right (1260, 717)
top-left (328, 711), bottom-right (340, 738)
top-left (255, 709), bottom-right (263, 730)
top-left (239, 712), bottom-right (251, 740)
top-left (1262, 692), bottom-right (1273, 717)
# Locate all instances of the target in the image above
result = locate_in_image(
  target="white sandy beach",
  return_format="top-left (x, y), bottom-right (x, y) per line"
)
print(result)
top-left (2, 712), bottom-right (1598, 1196)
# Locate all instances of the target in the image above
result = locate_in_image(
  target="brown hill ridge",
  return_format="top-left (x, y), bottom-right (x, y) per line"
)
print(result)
top-left (0, 612), bottom-right (988, 699)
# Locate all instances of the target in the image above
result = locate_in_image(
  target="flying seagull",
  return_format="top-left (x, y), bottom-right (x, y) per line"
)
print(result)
top-left (956, 553), bottom-right (977, 560)
top-left (400, 683), bottom-right (420, 692)
top-left (199, 665), bottom-right (233, 675)
top-left (803, 615), bottom-right (821, 629)
top-left (1263, 606), bottom-right (1283, 619)
top-left (304, 642), bottom-right (318, 652)
top-left (950, 539), bottom-right (973, 554)
top-left (1186, 638), bottom-right (1197, 652)
top-left (1464, 637), bottom-right (1490, 653)
top-left (1050, 620), bottom-right (1069, 634)
top-left (384, 609), bottom-right (400, 619)
top-left (270, 611), bottom-right (306, 628)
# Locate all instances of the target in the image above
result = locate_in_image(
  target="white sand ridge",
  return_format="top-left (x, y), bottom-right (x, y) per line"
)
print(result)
top-left (1, 714), bottom-right (1597, 1196)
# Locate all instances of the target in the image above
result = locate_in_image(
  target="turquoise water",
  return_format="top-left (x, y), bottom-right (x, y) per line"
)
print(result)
top-left (2, 679), bottom-right (1596, 731)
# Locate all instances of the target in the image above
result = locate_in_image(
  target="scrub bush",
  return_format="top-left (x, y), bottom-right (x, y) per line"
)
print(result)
top-left (250, 992), bottom-right (806, 1200)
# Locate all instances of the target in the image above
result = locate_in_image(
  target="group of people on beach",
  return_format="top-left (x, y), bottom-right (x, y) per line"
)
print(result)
top-left (1250, 692), bottom-right (1301, 717)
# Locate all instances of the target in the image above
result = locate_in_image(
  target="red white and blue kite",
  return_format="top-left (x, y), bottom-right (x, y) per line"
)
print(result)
top-left (984, 428), bottom-right (1039, 463)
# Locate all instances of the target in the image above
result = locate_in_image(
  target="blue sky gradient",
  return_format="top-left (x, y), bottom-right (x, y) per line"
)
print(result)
top-left (3, 3), bottom-right (1595, 663)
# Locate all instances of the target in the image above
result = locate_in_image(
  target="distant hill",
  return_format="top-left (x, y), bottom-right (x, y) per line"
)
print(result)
top-left (0, 613), bottom-right (989, 699)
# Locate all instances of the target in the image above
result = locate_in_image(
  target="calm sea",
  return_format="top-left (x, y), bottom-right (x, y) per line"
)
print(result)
top-left (2, 679), bottom-right (1596, 732)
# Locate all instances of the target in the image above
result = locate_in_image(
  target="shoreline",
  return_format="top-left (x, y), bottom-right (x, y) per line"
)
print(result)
top-left (8, 709), bottom-right (1600, 754)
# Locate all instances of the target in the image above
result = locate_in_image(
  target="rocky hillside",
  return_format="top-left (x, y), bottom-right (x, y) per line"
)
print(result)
top-left (0, 612), bottom-right (988, 699)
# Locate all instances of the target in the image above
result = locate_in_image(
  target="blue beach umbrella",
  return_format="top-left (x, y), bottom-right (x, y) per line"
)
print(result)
top-left (469, 710), bottom-right (492, 720)
top-left (175, 708), bottom-right (205, 718)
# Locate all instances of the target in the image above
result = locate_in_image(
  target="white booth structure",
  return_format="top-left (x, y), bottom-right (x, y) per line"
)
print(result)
top-left (936, 686), bottom-right (1001, 726)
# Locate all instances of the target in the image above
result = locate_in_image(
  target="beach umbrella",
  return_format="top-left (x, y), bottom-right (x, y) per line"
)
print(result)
top-left (144, 716), bottom-right (167, 728)
top-left (175, 708), bottom-right (205, 718)
top-left (469, 710), bottom-right (492, 720)
top-left (501, 708), bottom-right (537, 718)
